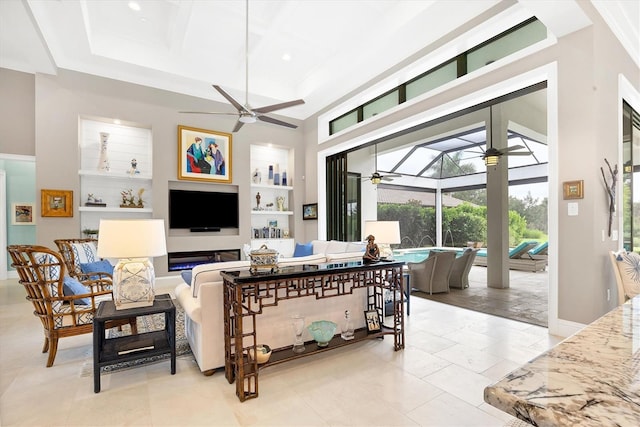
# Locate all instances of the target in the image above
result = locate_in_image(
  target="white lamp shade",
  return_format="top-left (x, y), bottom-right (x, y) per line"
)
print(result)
top-left (98, 219), bottom-right (167, 258)
top-left (363, 221), bottom-right (401, 244)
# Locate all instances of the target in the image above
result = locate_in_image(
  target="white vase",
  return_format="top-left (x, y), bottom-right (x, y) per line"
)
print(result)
top-left (97, 132), bottom-right (110, 171)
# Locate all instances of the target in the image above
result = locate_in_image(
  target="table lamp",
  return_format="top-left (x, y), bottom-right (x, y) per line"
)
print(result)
top-left (98, 219), bottom-right (167, 310)
top-left (364, 220), bottom-right (401, 259)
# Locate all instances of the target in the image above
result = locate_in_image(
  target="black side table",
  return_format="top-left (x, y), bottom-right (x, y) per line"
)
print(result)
top-left (93, 293), bottom-right (176, 393)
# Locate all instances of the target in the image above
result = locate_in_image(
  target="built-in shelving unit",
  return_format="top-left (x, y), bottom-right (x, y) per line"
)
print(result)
top-left (79, 118), bottom-right (153, 233)
top-left (250, 145), bottom-right (294, 256)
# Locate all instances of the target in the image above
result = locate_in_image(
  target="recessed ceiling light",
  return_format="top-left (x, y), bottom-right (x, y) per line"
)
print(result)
top-left (128, 1), bottom-right (141, 12)
top-left (282, 53), bottom-right (291, 61)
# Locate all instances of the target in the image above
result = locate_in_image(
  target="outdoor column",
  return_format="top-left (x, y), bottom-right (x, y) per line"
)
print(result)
top-left (486, 105), bottom-right (510, 289)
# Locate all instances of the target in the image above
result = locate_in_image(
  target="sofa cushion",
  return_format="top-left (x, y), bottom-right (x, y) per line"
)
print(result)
top-left (293, 242), bottom-right (313, 257)
top-left (326, 240), bottom-right (349, 254)
top-left (192, 260), bottom-right (251, 297)
top-left (346, 242), bottom-right (366, 253)
top-left (311, 240), bottom-right (329, 255)
top-left (325, 252), bottom-right (364, 263)
top-left (615, 251), bottom-right (640, 299)
top-left (180, 270), bottom-right (193, 285)
top-left (279, 253), bottom-right (326, 266)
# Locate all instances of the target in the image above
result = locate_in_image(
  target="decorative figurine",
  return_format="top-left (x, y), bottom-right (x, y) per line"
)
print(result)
top-left (136, 188), bottom-right (145, 208)
top-left (252, 168), bottom-right (261, 184)
top-left (129, 158), bottom-right (140, 176)
top-left (256, 192), bottom-right (261, 209)
top-left (277, 196), bottom-right (285, 211)
top-left (363, 234), bottom-right (380, 263)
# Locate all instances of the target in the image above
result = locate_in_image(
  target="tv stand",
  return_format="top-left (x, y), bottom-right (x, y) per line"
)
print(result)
top-left (190, 227), bottom-right (221, 232)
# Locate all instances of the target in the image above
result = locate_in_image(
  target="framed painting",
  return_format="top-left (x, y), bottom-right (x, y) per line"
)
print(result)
top-left (178, 125), bottom-right (232, 183)
top-left (11, 203), bottom-right (35, 225)
top-left (563, 180), bottom-right (584, 200)
top-left (303, 203), bottom-right (318, 220)
top-left (41, 189), bottom-right (73, 217)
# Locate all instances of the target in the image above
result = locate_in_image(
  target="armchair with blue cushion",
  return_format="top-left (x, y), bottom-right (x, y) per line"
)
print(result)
top-left (7, 245), bottom-right (136, 367)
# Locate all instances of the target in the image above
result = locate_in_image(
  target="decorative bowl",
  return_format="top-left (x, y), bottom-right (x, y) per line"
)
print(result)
top-left (248, 344), bottom-right (272, 364)
top-left (307, 320), bottom-right (337, 347)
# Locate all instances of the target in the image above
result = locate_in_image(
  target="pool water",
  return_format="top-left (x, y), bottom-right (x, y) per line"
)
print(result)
top-left (392, 248), bottom-right (465, 263)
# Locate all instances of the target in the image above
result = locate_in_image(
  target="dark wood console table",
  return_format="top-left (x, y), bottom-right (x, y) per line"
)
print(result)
top-left (221, 260), bottom-right (405, 402)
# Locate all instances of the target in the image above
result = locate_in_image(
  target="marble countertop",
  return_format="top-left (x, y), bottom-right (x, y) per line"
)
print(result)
top-left (484, 296), bottom-right (640, 426)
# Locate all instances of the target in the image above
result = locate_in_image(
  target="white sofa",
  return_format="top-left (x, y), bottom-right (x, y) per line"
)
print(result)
top-left (175, 240), bottom-right (366, 374)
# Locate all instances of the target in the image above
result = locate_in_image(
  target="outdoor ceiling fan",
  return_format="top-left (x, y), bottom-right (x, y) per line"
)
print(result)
top-left (180, 0), bottom-right (304, 132)
top-left (363, 144), bottom-right (401, 184)
top-left (482, 107), bottom-right (532, 166)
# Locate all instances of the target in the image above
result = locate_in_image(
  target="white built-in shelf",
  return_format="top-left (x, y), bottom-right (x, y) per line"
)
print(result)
top-left (79, 206), bottom-right (153, 213)
top-left (251, 211), bottom-right (293, 215)
top-left (250, 183), bottom-right (293, 191)
top-left (79, 170), bottom-right (152, 180)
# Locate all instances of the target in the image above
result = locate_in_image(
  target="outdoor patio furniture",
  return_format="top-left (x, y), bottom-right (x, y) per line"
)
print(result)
top-left (449, 248), bottom-right (479, 289)
top-left (407, 256), bottom-right (437, 295)
top-left (473, 241), bottom-right (546, 272)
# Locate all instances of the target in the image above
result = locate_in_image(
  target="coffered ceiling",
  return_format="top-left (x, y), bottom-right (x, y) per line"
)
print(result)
top-left (0, 0), bottom-right (637, 121)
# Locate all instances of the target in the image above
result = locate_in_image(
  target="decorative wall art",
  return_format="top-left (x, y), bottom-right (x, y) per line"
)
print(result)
top-left (11, 203), bottom-right (35, 225)
top-left (41, 189), bottom-right (73, 217)
top-left (303, 203), bottom-right (318, 220)
top-left (601, 158), bottom-right (618, 237)
top-left (178, 125), bottom-right (232, 183)
top-left (562, 180), bottom-right (584, 200)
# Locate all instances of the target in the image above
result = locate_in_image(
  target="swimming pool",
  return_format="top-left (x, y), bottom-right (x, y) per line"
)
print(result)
top-left (392, 247), bottom-right (465, 263)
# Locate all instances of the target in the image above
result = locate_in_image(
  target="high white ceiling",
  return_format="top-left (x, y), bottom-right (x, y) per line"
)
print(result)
top-left (1, 0), bottom-right (637, 121)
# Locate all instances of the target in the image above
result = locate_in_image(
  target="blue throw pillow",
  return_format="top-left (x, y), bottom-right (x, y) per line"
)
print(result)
top-left (181, 270), bottom-right (193, 285)
top-left (80, 260), bottom-right (114, 276)
top-left (293, 242), bottom-right (313, 257)
top-left (62, 276), bottom-right (90, 305)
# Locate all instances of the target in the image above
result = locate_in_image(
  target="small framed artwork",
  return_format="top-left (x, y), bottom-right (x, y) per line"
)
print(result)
top-left (303, 203), bottom-right (318, 220)
top-left (41, 189), bottom-right (73, 217)
top-left (178, 125), bottom-right (232, 183)
top-left (268, 220), bottom-right (278, 228)
top-left (11, 203), bottom-right (35, 225)
top-left (364, 310), bottom-right (382, 334)
top-left (563, 180), bottom-right (584, 200)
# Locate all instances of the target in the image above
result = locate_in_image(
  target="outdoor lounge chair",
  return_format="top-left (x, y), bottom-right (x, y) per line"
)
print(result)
top-left (410, 251), bottom-right (455, 294)
top-left (527, 241), bottom-right (548, 259)
top-left (449, 248), bottom-right (479, 289)
top-left (473, 241), bottom-right (546, 272)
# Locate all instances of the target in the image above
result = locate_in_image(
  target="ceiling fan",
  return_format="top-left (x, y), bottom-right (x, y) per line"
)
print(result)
top-left (363, 144), bottom-right (402, 184)
top-left (482, 108), bottom-right (532, 165)
top-left (180, 0), bottom-right (304, 132)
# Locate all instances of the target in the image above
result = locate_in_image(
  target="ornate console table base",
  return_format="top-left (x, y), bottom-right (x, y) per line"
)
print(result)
top-left (222, 261), bottom-right (405, 402)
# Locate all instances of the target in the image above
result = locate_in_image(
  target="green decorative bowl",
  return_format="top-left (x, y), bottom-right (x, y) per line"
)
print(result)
top-left (307, 320), bottom-right (337, 347)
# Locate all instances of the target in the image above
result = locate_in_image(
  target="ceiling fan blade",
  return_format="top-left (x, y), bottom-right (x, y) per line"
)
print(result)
top-left (179, 111), bottom-right (239, 115)
top-left (213, 85), bottom-right (248, 113)
top-left (505, 151), bottom-right (533, 156)
top-left (253, 99), bottom-right (305, 114)
top-left (257, 115), bottom-right (298, 129)
top-left (232, 120), bottom-right (245, 133)
top-left (382, 176), bottom-right (394, 181)
top-left (503, 145), bottom-right (525, 152)
top-left (383, 173), bottom-right (402, 178)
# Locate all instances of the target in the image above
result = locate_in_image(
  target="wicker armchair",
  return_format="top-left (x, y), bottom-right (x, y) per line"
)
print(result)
top-left (54, 238), bottom-right (110, 280)
top-left (8, 245), bottom-right (136, 367)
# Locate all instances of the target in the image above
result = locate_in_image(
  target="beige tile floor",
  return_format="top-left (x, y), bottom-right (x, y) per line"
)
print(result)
top-left (0, 277), bottom-right (562, 427)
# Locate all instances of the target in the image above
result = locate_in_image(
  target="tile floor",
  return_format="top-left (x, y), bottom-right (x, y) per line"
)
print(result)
top-left (0, 277), bottom-right (562, 426)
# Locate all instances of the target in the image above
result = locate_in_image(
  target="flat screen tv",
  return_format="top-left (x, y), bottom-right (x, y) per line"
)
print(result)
top-left (169, 189), bottom-right (239, 231)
